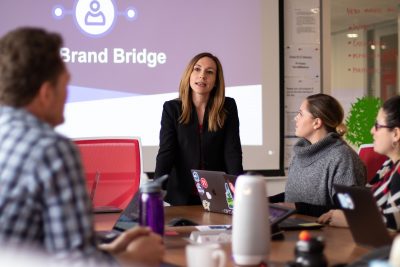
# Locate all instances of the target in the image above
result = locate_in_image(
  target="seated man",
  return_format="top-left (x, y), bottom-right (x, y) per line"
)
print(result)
top-left (0, 27), bottom-right (164, 266)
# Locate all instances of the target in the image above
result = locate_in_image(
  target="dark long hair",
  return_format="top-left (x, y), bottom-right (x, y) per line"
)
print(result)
top-left (382, 95), bottom-right (400, 128)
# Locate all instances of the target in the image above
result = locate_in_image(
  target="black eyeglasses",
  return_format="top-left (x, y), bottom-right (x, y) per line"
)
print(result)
top-left (374, 122), bottom-right (393, 131)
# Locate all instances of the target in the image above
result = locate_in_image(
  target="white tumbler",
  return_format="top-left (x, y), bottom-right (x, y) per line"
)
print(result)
top-left (232, 174), bottom-right (270, 265)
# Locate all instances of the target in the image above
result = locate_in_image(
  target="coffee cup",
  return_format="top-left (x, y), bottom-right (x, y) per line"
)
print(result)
top-left (186, 244), bottom-right (226, 267)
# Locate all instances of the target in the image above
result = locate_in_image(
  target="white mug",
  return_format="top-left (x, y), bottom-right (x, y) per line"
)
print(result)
top-left (186, 244), bottom-right (226, 267)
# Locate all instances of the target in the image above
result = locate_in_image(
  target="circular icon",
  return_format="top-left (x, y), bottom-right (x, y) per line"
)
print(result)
top-left (74, 0), bottom-right (116, 37)
top-left (52, 5), bottom-right (65, 19)
top-left (200, 177), bottom-right (208, 189)
top-left (125, 7), bottom-right (138, 21)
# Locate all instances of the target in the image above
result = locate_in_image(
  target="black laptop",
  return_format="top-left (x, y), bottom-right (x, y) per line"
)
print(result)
top-left (96, 192), bottom-right (140, 243)
top-left (334, 184), bottom-right (393, 248)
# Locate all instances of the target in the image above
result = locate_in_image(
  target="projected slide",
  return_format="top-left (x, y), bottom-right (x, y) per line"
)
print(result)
top-left (0, 0), bottom-right (281, 172)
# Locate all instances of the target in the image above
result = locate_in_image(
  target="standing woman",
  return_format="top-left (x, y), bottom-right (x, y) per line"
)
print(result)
top-left (155, 52), bottom-right (243, 206)
top-left (319, 95), bottom-right (400, 230)
top-left (285, 93), bottom-right (366, 216)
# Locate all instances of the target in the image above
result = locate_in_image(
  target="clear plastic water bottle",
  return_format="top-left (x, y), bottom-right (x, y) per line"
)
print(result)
top-left (139, 176), bottom-right (167, 236)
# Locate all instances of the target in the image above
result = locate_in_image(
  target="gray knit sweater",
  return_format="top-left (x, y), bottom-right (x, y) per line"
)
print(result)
top-left (285, 133), bottom-right (366, 206)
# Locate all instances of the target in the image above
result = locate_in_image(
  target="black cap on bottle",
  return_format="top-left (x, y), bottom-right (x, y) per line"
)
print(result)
top-left (140, 174), bottom-right (168, 193)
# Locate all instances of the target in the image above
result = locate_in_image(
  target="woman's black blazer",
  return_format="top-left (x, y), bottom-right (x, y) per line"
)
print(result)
top-left (155, 97), bottom-right (243, 205)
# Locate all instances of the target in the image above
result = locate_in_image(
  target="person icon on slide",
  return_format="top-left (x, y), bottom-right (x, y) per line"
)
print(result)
top-left (85, 0), bottom-right (105, 26)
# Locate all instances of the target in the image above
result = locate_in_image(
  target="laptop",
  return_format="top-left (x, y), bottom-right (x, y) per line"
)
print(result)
top-left (190, 169), bottom-right (297, 228)
top-left (334, 184), bottom-right (393, 248)
top-left (89, 171), bottom-right (123, 214)
top-left (96, 191), bottom-right (140, 243)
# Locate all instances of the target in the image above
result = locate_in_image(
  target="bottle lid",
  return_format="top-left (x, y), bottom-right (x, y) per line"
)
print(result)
top-left (140, 174), bottom-right (168, 193)
top-left (299, 231), bottom-right (311, 241)
top-left (141, 182), bottom-right (161, 193)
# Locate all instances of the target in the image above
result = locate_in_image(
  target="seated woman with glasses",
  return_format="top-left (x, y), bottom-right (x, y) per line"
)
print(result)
top-left (318, 95), bottom-right (400, 230)
top-left (277, 93), bottom-right (366, 217)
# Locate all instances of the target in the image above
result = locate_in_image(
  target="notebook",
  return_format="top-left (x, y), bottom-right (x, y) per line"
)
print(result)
top-left (190, 169), bottom-right (297, 227)
top-left (96, 191), bottom-right (140, 243)
top-left (89, 171), bottom-right (122, 213)
top-left (334, 184), bottom-right (393, 248)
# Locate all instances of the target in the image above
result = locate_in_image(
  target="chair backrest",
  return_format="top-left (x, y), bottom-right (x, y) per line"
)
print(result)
top-left (74, 137), bottom-right (142, 210)
top-left (358, 144), bottom-right (388, 183)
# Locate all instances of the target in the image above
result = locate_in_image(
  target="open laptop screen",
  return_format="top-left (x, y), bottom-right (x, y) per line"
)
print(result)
top-left (334, 184), bottom-right (392, 248)
top-left (112, 192), bottom-right (140, 231)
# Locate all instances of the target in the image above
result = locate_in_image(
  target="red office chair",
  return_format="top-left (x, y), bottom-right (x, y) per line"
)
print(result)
top-left (74, 137), bottom-right (142, 210)
top-left (358, 144), bottom-right (388, 183)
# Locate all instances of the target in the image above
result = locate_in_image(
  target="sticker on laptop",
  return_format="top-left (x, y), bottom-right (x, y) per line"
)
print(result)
top-left (202, 200), bottom-right (211, 211)
top-left (225, 183), bottom-right (234, 209)
top-left (193, 171), bottom-right (200, 182)
top-left (200, 177), bottom-right (208, 189)
top-left (337, 192), bottom-right (355, 210)
top-left (196, 182), bottom-right (205, 195)
top-left (222, 209), bottom-right (233, 215)
top-left (228, 181), bottom-right (235, 194)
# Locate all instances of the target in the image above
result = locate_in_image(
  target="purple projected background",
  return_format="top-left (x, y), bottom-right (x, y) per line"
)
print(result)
top-left (0, 0), bottom-right (282, 173)
top-left (0, 0), bottom-right (261, 102)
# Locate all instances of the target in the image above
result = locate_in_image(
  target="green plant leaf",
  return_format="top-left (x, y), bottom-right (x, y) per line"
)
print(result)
top-left (345, 96), bottom-right (382, 147)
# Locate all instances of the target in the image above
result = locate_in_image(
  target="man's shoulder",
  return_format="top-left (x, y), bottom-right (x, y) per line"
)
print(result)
top-left (36, 131), bottom-right (77, 156)
top-left (12, 120), bottom-right (77, 157)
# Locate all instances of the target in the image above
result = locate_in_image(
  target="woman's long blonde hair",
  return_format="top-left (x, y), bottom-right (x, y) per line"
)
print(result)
top-left (178, 52), bottom-right (226, 132)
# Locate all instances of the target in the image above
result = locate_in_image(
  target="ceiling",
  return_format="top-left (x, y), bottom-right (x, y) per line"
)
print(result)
top-left (330, 0), bottom-right (398, 33)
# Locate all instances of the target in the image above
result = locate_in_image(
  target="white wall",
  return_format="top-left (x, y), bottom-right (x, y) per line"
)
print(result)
top-left (331, 31), bottom-right (367, 116)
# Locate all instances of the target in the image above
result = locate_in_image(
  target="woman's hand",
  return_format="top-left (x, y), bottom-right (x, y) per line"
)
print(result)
top-left (317, 209), bottom-right (349, 228)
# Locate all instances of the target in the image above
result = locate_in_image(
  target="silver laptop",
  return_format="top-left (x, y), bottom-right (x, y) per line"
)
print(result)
top-left (190, 169), bottom-right (296, 227)
top-left (334, 184), bottom-right (393, 248)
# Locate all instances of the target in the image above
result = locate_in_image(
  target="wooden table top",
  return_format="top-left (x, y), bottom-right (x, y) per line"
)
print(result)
top-left (95, 205), bottom-right (372, 267)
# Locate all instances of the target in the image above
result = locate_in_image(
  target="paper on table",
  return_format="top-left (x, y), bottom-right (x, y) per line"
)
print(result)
top-left (194, 225), bottom-right (231, 231)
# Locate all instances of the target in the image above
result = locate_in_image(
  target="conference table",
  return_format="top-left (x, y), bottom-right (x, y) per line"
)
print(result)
top-left (95, 205), bottom-right (372, 267)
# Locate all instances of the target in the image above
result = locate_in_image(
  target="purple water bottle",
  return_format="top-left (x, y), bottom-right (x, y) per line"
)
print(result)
top-left (139, 176), bottom-right (167, 236)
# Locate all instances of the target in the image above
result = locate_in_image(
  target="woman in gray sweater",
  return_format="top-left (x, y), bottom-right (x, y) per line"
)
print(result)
top-left (284, 94), bottom-right (366, 217)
